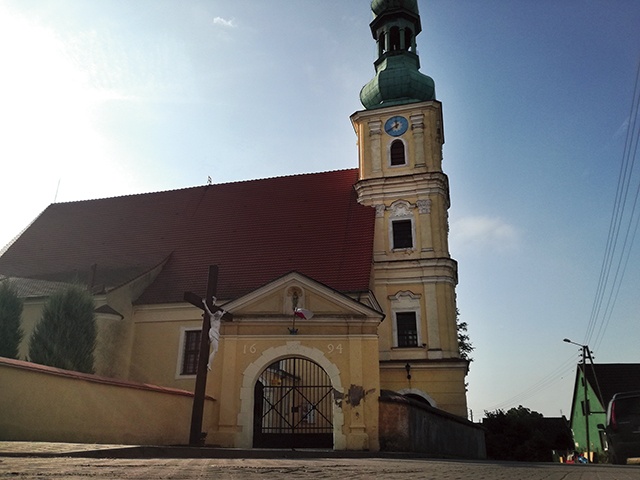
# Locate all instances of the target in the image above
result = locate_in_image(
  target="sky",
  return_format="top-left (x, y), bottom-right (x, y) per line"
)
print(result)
top-left (1, 0), bottom-right (639, 420)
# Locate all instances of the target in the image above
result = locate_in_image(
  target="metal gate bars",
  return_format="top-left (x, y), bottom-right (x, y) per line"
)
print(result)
top-left (253, 357), bottom-right (333, 448)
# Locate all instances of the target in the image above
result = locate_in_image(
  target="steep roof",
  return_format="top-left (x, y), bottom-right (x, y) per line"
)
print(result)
top-left (0, 169), bottom-right (376, 304)
top-left (581, 363), bottom-right (640, 407)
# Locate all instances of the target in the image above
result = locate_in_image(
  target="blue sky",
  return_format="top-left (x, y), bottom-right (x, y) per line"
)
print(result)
top-left (1, 0), bottom-right (639, 419)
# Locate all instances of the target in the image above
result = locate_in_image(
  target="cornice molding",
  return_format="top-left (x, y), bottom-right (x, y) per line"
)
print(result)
top-left (355, 173), bottom-right (450, 207)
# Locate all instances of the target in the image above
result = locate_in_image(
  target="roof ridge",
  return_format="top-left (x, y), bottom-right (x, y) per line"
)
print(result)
top-left (211, 168), bottom-right (358, 186)
top-left (48, 168), bottom-right (359, 205)
top-left (49, 184), bottom-right (208, 205)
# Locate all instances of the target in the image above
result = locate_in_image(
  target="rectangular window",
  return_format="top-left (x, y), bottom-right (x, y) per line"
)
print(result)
top-left (392, 219), bottom-right (413, 249)
top-left (396, 312), bottom-right (418, 348)
top-left (181, 330), bottom-right (201, 375)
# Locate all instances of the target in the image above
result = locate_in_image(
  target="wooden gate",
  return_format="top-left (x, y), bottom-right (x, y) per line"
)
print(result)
top-left (253, 357), bottom-right (333, 448)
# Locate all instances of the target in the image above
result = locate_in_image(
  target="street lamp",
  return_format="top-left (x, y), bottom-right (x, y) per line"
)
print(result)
top-left (564, 338), bottom-right (591, 462)
top-left (405, 362), bottom-right (412, 380)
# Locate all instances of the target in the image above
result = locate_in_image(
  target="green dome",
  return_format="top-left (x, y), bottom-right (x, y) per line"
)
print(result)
top-left (360, 0), bottom-right (434, 109)
top-left (360, 55), bottom-right (435, 110)
top-left (371, 0), bottom-right (419, 17)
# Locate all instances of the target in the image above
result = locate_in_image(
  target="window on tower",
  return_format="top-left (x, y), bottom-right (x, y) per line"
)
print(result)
top-left (392, 219), bottom-right (413, 249)
top-left (390, 27), bottom-right (401, 51)
top-left (396, 311), bottom-right (419, 348)
top-left (390, 140), bottom-right (406, 166)
top-left (404, 28), bottom-right (414, 52)
top-left (378, 32), bottom-right (386, 56)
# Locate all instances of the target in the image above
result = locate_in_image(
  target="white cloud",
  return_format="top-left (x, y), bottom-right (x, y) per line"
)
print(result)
top-left (451, 215), bottom-right (520, 251)
top-left (213, 16), bottom-right (236, 28)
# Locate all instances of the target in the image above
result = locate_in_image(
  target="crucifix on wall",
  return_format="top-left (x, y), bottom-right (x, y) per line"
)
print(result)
top-left (183, 265), bottom-right (233, 446)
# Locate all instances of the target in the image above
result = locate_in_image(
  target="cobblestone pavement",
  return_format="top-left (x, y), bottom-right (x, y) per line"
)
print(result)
top-left (0, 442), bottom-right (132, 456)
top-left (2, 457), bottom-right (640, 479)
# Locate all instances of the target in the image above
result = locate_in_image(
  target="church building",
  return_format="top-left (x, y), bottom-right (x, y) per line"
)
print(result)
top-left (0, 0), bottom-right (470, 451)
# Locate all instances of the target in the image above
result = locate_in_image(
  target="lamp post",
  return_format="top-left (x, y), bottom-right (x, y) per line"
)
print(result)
top-left (564, 338), bottom-right (591, 462)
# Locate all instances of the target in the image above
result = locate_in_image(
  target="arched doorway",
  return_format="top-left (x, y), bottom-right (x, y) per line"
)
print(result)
top-left (253, 357), bottom-right (333, 448)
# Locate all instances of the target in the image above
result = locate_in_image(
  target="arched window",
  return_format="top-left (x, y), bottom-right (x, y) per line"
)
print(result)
top-left (390, 140), bottom-right (406, 166)
top-left (378, 32), bottom-right (386, 56)
top-left (389, 27), bottom-right (400, 51)
top-left (404, 28), bottom-right (413, 52)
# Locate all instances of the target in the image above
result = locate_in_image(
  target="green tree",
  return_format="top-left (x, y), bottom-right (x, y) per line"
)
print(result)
top-left (28, 285), bottom-right (96, 374)
top-left (483, 406), bottom-right (571, 462)
top-left (0, 282), bottom-right (24, 359)
top-left (456, 309), bottom-right (474, 362)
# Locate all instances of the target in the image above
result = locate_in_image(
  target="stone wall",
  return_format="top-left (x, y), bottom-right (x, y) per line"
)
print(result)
top-left (379, 390), bottom-right (486, 459)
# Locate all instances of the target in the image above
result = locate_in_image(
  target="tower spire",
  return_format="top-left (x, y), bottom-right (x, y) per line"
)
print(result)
top-left (360, 0), bottom-right (436, 110)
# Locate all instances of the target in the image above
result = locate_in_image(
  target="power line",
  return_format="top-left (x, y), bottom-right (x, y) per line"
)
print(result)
top-left (584, 58), bottom-right (640, 348)
top-left (477, 60), bottom-right (640, 420)
top-left (483, 353), bottom-right (577, 413)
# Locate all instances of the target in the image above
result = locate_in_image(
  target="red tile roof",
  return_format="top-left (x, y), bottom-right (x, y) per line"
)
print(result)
top-left (0, 169), bottom-right (375, 303)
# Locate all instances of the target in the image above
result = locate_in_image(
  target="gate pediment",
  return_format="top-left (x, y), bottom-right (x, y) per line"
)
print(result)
top-left (220, 271), bottom-right (383, 322)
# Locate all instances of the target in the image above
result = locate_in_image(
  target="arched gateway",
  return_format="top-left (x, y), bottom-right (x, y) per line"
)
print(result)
top-left (253, 357), bottom-right (333, 448)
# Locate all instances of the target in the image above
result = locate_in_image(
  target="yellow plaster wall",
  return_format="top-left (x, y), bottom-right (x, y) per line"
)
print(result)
top-left (128, 304), bottom-right (202, 388)
top-left (210, 333), bottom-right (381, 450)
top-left (0, 358), bottom-right (213, 445)
top-left (380, 362), bottom-right (468, 418)
top-left (375, 280), bottom-right (459, 358)
top-left (351, 101), bottom-right (443, 180)
top-left (94, 310), bottom-right (131, 379)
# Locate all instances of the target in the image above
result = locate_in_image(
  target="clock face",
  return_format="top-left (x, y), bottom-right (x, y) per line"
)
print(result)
top-left (384, 116), bottom-right (409, 137)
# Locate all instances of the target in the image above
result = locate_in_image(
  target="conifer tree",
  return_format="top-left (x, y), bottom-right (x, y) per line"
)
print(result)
top-left (0, 282), bottom-right (24, 359)
top-left (28, 285), bottom-right (96, 374)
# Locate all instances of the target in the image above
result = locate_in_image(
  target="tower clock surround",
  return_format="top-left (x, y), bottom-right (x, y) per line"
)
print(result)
top-left (384, 116), bottom-right (409, 137)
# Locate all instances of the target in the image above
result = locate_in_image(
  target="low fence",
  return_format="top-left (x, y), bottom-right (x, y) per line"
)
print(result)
top-left (0, 357), bottom-right (214, 446)
top-left (379, 390), bottom-right (486, 459)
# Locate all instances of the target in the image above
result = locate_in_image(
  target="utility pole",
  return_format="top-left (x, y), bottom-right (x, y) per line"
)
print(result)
top-left (564, 338), bottom-right (591, 462)
top-left (581, 344), bottom-right (590, 463)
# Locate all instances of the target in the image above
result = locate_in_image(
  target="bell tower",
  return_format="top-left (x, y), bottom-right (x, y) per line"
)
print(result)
top-left (352, 0), bottom-right (468, 417)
